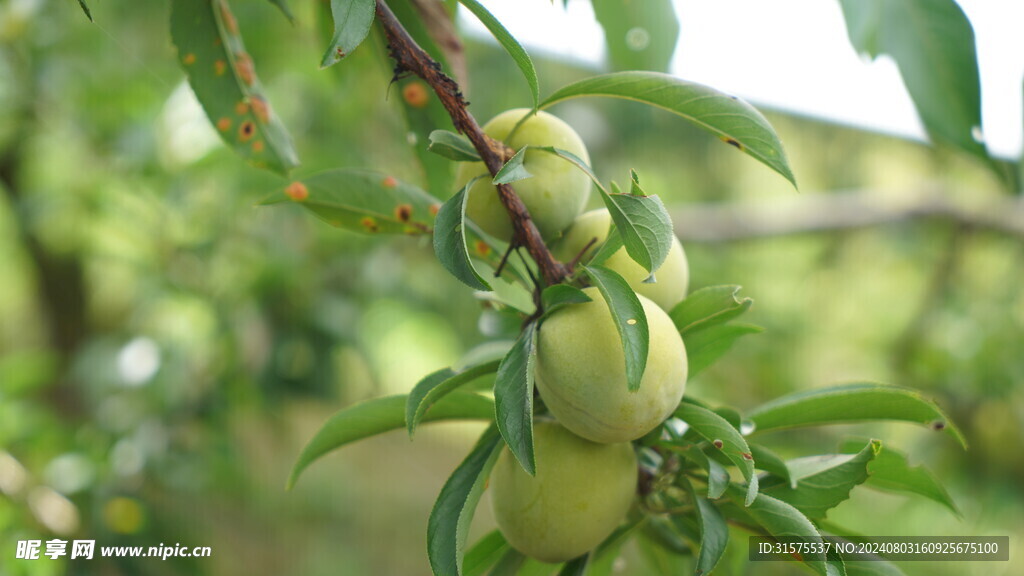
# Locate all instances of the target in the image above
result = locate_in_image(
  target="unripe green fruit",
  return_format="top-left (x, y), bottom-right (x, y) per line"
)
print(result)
top-left (553, 209), bottom-right (690, 311)
top-left (535, 287), bottom-right (688, 444)
top-left (455, 109), bottom-right (591, 240)
top-left (490, 421), bottom-right (637, 563)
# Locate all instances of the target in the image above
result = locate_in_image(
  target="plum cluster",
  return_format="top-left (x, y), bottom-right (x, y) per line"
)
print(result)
top-left (462, 110), bottom-right (692, 562)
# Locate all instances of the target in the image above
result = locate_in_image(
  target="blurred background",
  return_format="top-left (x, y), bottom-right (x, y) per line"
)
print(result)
top-left (0, 1), bottom-right (1021, 575)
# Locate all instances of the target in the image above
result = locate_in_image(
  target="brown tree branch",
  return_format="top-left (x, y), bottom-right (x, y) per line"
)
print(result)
top-left (375, 0), bottom-right (570, 286)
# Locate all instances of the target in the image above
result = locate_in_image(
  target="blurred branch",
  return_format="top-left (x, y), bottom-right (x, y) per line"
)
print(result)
top-left (375, 0), bottom-right (570, 286)
top-left (671, 189), bottom-right (1024, 241)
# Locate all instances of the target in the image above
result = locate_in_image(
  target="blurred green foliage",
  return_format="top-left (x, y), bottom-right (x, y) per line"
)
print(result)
top-left (0, 1), bottom-right (1020, 575)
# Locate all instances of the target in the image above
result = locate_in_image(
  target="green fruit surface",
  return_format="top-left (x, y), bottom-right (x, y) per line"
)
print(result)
top-left (455, 109), bottom-right (591, 240)
top-left (490, 421), bottom-right (637, 562)
top-left (536, 287), bottom-right (688, 443)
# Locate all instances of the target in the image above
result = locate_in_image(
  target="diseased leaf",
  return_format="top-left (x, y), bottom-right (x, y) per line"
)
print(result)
top-left (171, 0), bottom-right (300, 174)
top-left (288, 392), bottom-right (493, 489)
top-left (407, 360), bottom-right (502, 437)
top-left (670, 285), bottom-right (753, 335)
top-left (541, 72), bottom-right (796, 187)
top-left (464, 531), bottom-right (510, 576)
top-left (675, 402), bottom-right (758, 506)
top-left (540, 284), bottom-right (592, 319)
top-left (428, 427), bottom-right (503, 576)
top-left (430, 130), bottom-right (483, 161)
top-left (839, 438), bottom-right (960, 516)
top-left (748, 383), bottom-right (967, 447)
top-left (727, 487), bottom-right (828, 576)
top-left (321, 0), bottom-right (376, 68)
top-left (592, 0), bottom-right (679, 73)
top-left (584, 265), bottom-right (648, 391)
top-left (494, 322), bottom-right (538, 475)
top-left (260, 169), bottom-right (440, 235)
top-left (838, 0), bottom-right (987, 163)
top-left (761, 441), bottom-right (881, 520)
top-left (684, 323), bottom-right (763, 378)
top-left (434, 178), bottom-right (492, 290)
top-left (492, 147), bottom-right (532, 185)
top-left (455, 0), bottom-right (540, 108)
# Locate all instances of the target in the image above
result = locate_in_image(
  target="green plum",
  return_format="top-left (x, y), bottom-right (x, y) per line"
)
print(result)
top-left (553, 209), bottom-right (690, 311)
top-left (490, 420), bottom-right (637, 563)
top-left (455, 109), bottom-right (591, 240)
top-left (535, 287), bottom-right (688, 444)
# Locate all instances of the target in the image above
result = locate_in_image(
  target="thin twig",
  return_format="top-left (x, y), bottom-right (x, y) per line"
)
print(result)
top-left (375, 0), bottom-right (570, 286)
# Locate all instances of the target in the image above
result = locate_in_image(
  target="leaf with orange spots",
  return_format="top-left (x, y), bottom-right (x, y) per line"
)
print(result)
top-left (320, 0), bottom-right (376, 68)
top-left (170, 0), bottom-right (299, 175)
top-left (259, 169), bottom-right (441, 235)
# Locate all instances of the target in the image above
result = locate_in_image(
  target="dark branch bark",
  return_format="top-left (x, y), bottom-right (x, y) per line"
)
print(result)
top-left (375, 0), bottom-right (570, 286)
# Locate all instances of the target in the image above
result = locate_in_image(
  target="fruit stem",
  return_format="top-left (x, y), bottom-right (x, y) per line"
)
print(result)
top-left (375, 0), bottom-right (571, 286)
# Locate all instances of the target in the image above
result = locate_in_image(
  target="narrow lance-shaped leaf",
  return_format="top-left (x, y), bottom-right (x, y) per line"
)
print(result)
top-left (77, 0), bottom-right (93, 21)
top-left (430, 130), bottom-right (483, 162)
top-left (684, 323), bottom-right (763, 378)
top-left (265, 0), bottom-right (294, 22)
top-left (592, 0), bottom-right (679, 73)
top-left (839, 438), bottom-right (959, 517)
top-left (669, 285), bottom-right (753, 335)
top-left (434, 177), bottom-right (492, 290)
top-left (583, 265), bottom-right (648, 391)
top-left (170, 0), bottom-right (300, 175)
top-left (288, 393), bottom-right (494, 489)
top-left (428, 427), bottom-right (503, 576)
top-left (749, 443), bottom-right (794, 489)
top-left (455, 0), bottom-right (540, 108)
top-left (748, 383), bottom-right (967, 447)
top-left (675, 402), bottom-right (758, 506)
top-left (694, 494), bottom-right (728, 575)
top-left (260, 169), bottom-right (440, 235)
top-left (463, 531), bottom-right (510, 576)
top-left (837, 0), bottom-right (987, 163)
top-left (676, 444), bottom-right (729, 499)
top-left (727, 487), bottom-right (828, 576)
top-left (321, 0), bottom-right (376, 68)
top-left (540, 284), bottom-right (592, 319)
top-left (557, 555), bottom-right (589, 576)
top-left (541, 72), bottom-right (796, 187)
top-left (760, 440), bottom-right (881, 520)
top-left (407, 360), bottom-right (502, 437)
top-left (494, 322), bottom-right (538, 475)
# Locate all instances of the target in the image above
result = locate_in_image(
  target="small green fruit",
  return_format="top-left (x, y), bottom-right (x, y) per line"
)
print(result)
top-left (490, 421), bottom-right (637, 563)
top-left (553, 208), bottom-right (690, 311)
top-left (535, 287), bottom-right (687, 444)
top-left (455, 109), bottom-right (591, 240)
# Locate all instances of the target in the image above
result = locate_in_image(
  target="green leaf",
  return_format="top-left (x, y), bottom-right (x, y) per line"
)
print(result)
top-left (636, 532), bottom-right (689, 574)
top-left (288, 392), bottom-right (494, 489)
top-left (541, 72), bottom-right (796, 187)
top-left (589, 228), bottom-right (624, 267)
top-left (321, 0), bottom-right (376, 68)
top-left (260, 169), bottom-right (440, 235)
top-left (749, 443), bottom-right (794, 489)
top-left (464, 531), bottom-right (510, 576)
top-left (675, 403), bottom-right (758, 506)
top-left (455, 0), bottom-right (540, 108)
top-left (170, 0), bottom-right (300, 175)
top-left (588, 516), bottom-right (647, 576)
top-left (434, 178), bottom-right (492, 290)
top-left (583, 265), bottom-right (649, 392)
top-left (407, 361), bottom-right (503, 437)
top-left (592, 0), bottom-right (679, 73)
top-left (77, 0), bottom-right (93, 21)
top-left (837, 0), bottom-right (987, 163)
top-left (484, 548), bottom-right (525, 576)
top-left (429, 427), bottom-right (504, 576)
top-left (694, 495), bottom-right (729, 576)
top-left (599, 180), bottom-right (673, 277)
top-left (266, 0), bottom-right (294, 22)
top-left (557, 555), bottom-right (589, 576)
top-left (761, 440), bottom-right (881, 520)
top-left (494, 322), bottom-right (538, 476)
top-left (684, 323), bottom-right (763, 378)
top-left (839, 438), bottom-right (960, 516)
top-left (540, 284), bottom-right (592, 318)
top-left (430, 130), bottom-right (483, 162)
top-left (492, 147), bottom-right (533, 185)
top-left (727, 487), bottom-right (828, 576)
top-left (678, 444), bottom-right (729, 499)
top-left (670, 285), bottom-right (753, 335)
top-left (748, 383), bottom-right (967, 447)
